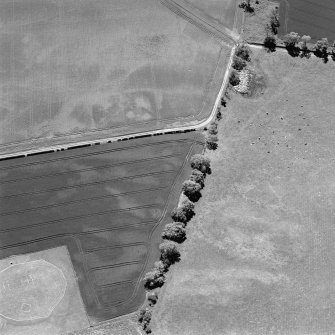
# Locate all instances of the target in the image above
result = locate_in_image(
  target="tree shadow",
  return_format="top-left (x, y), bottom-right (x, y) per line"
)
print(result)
top-left (286, 46), bottom-right (300, 57)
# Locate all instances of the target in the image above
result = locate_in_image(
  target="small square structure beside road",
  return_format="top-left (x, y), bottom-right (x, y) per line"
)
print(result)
top-left (0, 246), bottom-right (89, 335)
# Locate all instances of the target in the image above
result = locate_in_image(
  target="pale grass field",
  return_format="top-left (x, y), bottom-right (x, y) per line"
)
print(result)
top-left (151, 49), bottom-right (335, 335)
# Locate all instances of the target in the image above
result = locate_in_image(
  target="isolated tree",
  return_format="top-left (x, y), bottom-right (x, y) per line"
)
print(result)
top-left (220, 97), bottom-right (226, 107)
top-left (270, 8), bottom-right (280, 34)
top-left (232, 56), bottom-right (247, 70)
top-left (162, 223), bottom-right (186, 243)
top-left (236, 44), bottom-right (251, 61)
top-left (300, 35), bottom-right (311, 58)
top-left (190, 154), bottom-right (211, 175)
top-left (264, 35), bottom-right (276, 52)
top-left (190, 169), bottom-right (205, 188)
top-left (182, 180), bottom-right (202, 202)
top-left (314, 38), bottom-right (329, 60)
top-left (159, 241), bottom-right (181, 265)
top-left (229, 70), bottom-right (240, 86)
top-left (143, 268), bottom-right (165, 290)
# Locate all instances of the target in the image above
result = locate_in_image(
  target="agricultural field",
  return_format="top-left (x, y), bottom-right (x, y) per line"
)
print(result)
top-left (0, 132), bottom-right (204, 332)
top-left (279, 0), bottom-right (335, 41)
top-left (167, 0), bottom-right (239, 32)
top-left (151, 50), bottom-right (335, 334)
top-left (0, 0), bottom-right (233, 157)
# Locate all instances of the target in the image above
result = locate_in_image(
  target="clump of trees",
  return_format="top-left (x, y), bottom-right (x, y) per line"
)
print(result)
top-left (299, 35), bottom-right (311, 58)
top-left (139, 153), bottom-right (212, 332)
top-left (162, 222), bottom-right (186, 243)
top-left (190, 154), bottom-right (211, 175)
top-left (138, 307), bottom-right (152, 333)
top-left (283, 32), bottom-right (301, 56)
top-left (171, 198), bottom-right (195, 223)
top-left (159, 241), bottom-right (181, 266)
top-left (236, 44), bottom-right (251, 62)
top-left (232, 56), bottom-right (247, 71)
top-left (229, 70), bottom-right (240, 86)
top-left (190, 169), bottom-right (205, 188)
top-left (239, 0), bottom-right (254, 13)
top-left (269, 8), bottom-right (280, 34)
top-left (205, 122), bottom-right (218, 150)
top-left (314, 38), bottom-right (329, 61)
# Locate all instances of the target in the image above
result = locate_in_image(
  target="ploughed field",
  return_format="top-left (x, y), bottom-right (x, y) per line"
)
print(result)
top-left (0, 0), bottom-right (232, 156)
top-left (0, 132), bottom-right (204, 323)
top-left (279, 0), bottom-right (335, 41)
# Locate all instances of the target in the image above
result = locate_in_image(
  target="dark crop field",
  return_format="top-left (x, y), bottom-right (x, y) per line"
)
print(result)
top-left (279, 0), bottom-right (335, 41)
top-left (0, 132), bottom-right (203, 325)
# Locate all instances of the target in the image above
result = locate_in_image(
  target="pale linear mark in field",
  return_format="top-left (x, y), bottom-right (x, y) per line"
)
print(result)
top-left (0, 186), bottom-right (168, 218)
top-left (0, 260), bottom-right (67, 322)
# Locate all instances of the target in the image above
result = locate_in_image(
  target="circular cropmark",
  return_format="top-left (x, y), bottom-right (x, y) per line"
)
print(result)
top-left (0, 260), bottom-right (67, 322)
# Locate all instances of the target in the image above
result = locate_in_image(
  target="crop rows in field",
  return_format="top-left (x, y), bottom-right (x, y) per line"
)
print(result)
top-left (0, 132), bottom-right (204, 322)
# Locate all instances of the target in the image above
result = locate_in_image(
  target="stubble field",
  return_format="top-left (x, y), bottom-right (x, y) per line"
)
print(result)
top-left (0, 0), bottom-right (233, 156)
top-left (151, 49), bottom-right (335, 334)
top-left (0, 132), bottom-right (204, 326)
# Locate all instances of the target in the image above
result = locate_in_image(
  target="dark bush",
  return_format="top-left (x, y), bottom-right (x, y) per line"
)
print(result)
top-left (264, 35), bottom-right (276, 52)
top-left (229, 70), bottom-right (240, 86)
top-left (147, 291), bottom-right (158, 305)
top-left (270, 9), bottom-right (280, 34)
top-left (232, 56), bottom-right (247, 70)
top-left (190, 154), bottom-right (211, 175)
top-left (216, 108), bottom-right (222, 121)
top-left (236, 44), bottom-right (251, 61)
top-left (159, 241), bottom-right (181, 265)
top-left (162, 223), bottom-right (186, 243)
top-left (220, 97), bottom-right (226, 107)
top-left (206, 134), bottom-right (218, 150)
